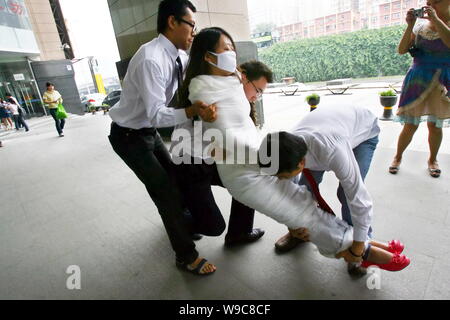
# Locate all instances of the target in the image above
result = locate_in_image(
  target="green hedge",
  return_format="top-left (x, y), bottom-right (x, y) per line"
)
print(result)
top-left (259, 25), bottom-right (413, 83)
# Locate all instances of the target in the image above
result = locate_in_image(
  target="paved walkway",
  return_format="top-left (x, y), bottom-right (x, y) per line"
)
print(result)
top-left (0, 90), bottom-right (449, 299)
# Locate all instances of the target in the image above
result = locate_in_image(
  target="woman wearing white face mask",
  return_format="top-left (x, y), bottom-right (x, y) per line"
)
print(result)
top-left (172, 27), bottom-right (265, 248)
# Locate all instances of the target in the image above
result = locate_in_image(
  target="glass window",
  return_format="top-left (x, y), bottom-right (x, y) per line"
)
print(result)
top-left (0, 0), bottom-right (32, 30)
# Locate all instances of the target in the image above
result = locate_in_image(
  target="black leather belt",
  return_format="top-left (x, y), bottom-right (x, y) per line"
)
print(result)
top-left (111, 122), bottom-right (157, 135)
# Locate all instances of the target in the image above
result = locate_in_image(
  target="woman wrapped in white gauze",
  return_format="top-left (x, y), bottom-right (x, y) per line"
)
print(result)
top-left (188, 73), bottom-right (355, 258)
top-left (178, 27), bottom-right (410, 271)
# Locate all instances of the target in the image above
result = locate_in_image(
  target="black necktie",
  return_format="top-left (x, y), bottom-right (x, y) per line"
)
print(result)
top-left (175, 56), bottom-right (183, 104)
top-left (175, 56), bottom-right (198, 120)
top-left (168, 57), bottom-right (183, 109)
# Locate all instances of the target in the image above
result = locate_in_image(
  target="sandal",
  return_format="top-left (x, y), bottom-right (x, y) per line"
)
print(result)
top-left (176, 258), bottom-right (216, 276)
top-left (428, 162), bottom-right (441, 178)
top-left (429, 168), bottom-right (441, 178)
top-left (389, 166), bottom-right (400, 174)
top-left (389, 158), bottom-right (401, 174)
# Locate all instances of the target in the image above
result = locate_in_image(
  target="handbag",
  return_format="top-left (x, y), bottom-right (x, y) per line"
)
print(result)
top-left (56, 103), bottom-right (68, 119)
top-left (18, 105), bottom-right (26, 116)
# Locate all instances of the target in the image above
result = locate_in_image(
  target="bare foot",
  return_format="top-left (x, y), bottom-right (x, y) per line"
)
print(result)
top-left (369, 240), bottom-right (389, 251)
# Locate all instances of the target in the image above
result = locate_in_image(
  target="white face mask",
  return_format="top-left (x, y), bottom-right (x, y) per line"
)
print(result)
top-left (207, 50), bottom-right (237, 73)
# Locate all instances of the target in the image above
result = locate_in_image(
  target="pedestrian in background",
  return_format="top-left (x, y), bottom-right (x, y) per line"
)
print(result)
top-left (0, 98), bottom-right (14, 130)
top-left (17, 102), bottom-right (29, 131)
top-left (42, 82), bottom-right (65, 137)
top-left (1, 98), bottom-right (10, 130)
top-left (5, 94), bottom-right (29, 132)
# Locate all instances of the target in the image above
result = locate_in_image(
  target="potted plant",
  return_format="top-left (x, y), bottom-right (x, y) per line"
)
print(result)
top-left (379, 90), bottom-right (398, 120)
top-left (102, 104), bottom-right (110, 115)
top-left (89, 104), bottom-right (97, 115)
top-left (306, 93), bottom-right (320, 112)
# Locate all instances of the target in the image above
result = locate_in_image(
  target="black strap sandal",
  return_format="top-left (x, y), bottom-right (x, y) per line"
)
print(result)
top-left (176, 258), bottom-right (216, 276)
top-left (389, 166), bottom-right (399, 174)
top-left (429, 168), bottom-right (441, 178)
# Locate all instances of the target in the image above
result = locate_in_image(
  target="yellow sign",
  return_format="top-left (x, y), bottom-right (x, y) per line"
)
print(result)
top-left (94, 73), bottom-right (106, 95)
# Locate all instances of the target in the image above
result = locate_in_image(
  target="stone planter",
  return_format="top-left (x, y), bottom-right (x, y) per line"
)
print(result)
top-left (282, 77), bottom-right (295, 85)
top-left (307, 96), bottom-right (320, 112)
top-left (379, 95), bottom-right (398, 121)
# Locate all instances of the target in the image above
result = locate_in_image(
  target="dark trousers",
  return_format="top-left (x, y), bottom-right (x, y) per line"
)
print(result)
top-left (173, 157), bottom-right (255, 237)
top-left (108, 122), bottom-right (198, 264)
top-left (49, 108), bottom-right (65, 135)
top-left (13, 115), bottom-right (29, 131)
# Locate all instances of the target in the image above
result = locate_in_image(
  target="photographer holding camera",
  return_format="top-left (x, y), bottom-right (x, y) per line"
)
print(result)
top-left (389, 0), bottom-right (449, 178)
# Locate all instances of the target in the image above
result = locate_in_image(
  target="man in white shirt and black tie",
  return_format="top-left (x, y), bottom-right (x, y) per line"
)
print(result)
top-left (109, 0), bottom-right (217, 275)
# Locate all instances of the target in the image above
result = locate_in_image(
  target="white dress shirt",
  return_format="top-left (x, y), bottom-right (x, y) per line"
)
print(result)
top-left (186, 74), bottom-right (365, 256)
top-left (290, 104), bottom-right (380, 242)
top-left (109, 34), bottom-right (189, 129)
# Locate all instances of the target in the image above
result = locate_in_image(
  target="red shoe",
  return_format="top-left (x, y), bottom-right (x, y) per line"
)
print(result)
top-left (388, 240), bottom-right (405, 254)
top-left (361, 253), bottom-right (410, 272)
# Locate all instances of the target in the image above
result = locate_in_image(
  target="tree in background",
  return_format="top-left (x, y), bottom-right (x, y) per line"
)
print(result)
top-left (253, 22), bottom-right (277, 35)
top-left (260, 25), bottom-right (412, 83)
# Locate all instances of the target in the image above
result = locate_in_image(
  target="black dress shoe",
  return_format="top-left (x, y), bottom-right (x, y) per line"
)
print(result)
top-left (224, 228), bottom-right (265, 247)
top-left (191, 233), bottom-right (203, 241)
top-left (274, 232), bottom-right (306, 253)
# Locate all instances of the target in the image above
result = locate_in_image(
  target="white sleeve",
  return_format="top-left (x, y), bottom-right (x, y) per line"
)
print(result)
top-left (189, 78), bottom-right (259, 161)
top-left (188, 78), bottom-right (215, 105)
top-left (134, 59), bottom-right (187, 128)
top-left (328, 140), bottom-right (373, 242)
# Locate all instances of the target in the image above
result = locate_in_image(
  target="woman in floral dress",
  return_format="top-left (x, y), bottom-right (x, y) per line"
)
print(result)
top-left (389, 0), bottom-right (449, 178)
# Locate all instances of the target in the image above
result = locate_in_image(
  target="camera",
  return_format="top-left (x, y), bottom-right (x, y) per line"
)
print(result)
top-left (413, 8), bottom-right (425, 18)
top-left (408, 46), bottom-right (421, 57)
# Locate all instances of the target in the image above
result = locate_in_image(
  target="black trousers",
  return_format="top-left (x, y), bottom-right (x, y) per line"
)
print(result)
top-left (108, 122), bottom-right (198, 264)
top-left (173, 157), bottom-right (255, 237)
top-left (13, 114), bottom-right (29, 131)
top-left (49, 108), bottom-right (65, 135)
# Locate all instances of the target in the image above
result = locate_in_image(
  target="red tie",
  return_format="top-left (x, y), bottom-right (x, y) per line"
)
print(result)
top-left (302, 168), bottom-right (335, 216)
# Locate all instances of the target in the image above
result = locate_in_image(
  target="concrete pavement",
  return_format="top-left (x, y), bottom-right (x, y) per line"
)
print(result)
top-left (0, 89), bottom-right (449, 299)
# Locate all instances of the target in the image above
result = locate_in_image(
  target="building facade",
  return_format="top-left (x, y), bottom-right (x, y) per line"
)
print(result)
top-left (107, 0), bottom-right (251, 77)
top-left (247, 0), bottom-right (301, 33)
top-left (273, 0), bottom-right (426, 43)
top-left (0, 0), bottom-right (70, 116)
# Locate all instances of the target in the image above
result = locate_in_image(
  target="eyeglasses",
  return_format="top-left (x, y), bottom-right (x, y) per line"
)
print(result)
top-left (249, 80), bottom-right (263, 99)
top-left (177, 18), bottom-right (198, 34)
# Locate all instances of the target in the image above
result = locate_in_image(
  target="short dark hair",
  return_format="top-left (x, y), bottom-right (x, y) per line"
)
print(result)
top-left (240, 60), bottom-right (273, 83)
top-left (5, 92), bottom-right (11, 97)
top-left (46, 82), bottom-right (54, 87)
top-left (157, 0), bottom-right (196, 34)
top-left (258, 131), bottom-right (307, 175)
